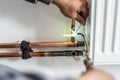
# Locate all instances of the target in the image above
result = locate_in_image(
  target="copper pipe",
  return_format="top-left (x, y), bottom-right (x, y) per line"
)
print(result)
top-left (71, 18), bottom-right (75, 42)
top-left (0, 50), bottom-right (83, 58)
top-left (0, 41), bottom-right (84, 48)
top-left (30, 41), bottom-right (82, 47)
top-left (0, 52), bottom-right (49, 58)
top-left (0, 53), bottom-right (21, 57)
top-left (0, 43), bottom-right (19, 48)
top-left (71, 18), bottom-right (75, 30)
top-left (0, 52), bottom-right (53, 57)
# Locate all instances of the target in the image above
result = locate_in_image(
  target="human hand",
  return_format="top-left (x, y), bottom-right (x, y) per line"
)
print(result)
top-left (52, 0), bottom-right (89, 25)
top-left (78, 69), bottom-right (115, 80)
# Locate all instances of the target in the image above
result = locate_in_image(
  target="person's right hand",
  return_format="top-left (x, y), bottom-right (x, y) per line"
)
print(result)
top-left (52, 0), bottom-right (89, 25)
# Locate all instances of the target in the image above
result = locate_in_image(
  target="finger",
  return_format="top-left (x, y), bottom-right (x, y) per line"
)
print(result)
top-left (79, 0), bottom-right (89, 20)
top-left (76, 13), bottom-right (86, 25)
top-left (81, 7), bottom-right (89, 20)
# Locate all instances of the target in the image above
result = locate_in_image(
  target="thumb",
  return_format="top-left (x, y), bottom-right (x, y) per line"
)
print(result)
top-left (76, 13), bottom-right (86, 25)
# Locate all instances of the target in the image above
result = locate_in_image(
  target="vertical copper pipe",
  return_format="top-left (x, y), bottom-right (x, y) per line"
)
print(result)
top-left (71, 18), bottom-right (75, 42)
top-left (71, 18), bottom-right (75, 30)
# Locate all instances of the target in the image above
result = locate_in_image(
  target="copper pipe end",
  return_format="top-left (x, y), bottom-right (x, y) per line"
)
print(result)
top-left (71, 18), bottom-right (75, 31)
top-left (71, 18), bottom-right (75, 42)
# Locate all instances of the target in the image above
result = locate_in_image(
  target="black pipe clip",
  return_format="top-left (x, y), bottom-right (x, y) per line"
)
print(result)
top-left (20, 40), bottom-right (33, 59)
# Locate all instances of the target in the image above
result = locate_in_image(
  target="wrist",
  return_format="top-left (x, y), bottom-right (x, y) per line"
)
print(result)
top-left (52, 0), bottom-right (61, 5)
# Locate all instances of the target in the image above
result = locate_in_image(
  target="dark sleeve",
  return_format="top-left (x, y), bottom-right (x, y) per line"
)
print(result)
top-left (39, 0), bottom-right (52, 5)
top-left (25, 0), bottom-right (52, 5)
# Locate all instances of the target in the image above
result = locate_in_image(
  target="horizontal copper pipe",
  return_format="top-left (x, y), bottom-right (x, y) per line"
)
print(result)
top-left (0, 52), bottom-right (54, 58)
top-left (0, 53), bottom-right (21, 57)
top-left (0, 52), bottom-right (49, 58)
top-left (0, 41), bottom-right (84, 48)
top-left (0, 50), bottom-right (83, 58)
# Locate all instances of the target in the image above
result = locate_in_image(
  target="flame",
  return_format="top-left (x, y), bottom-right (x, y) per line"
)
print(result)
top-left (62, 29), bottom-right (77, 37)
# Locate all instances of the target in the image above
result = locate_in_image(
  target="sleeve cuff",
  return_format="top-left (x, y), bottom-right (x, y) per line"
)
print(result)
top-left (39, 0), bottom-right (52, 5)
top-left (25, 0), bottom-right (52, 5)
